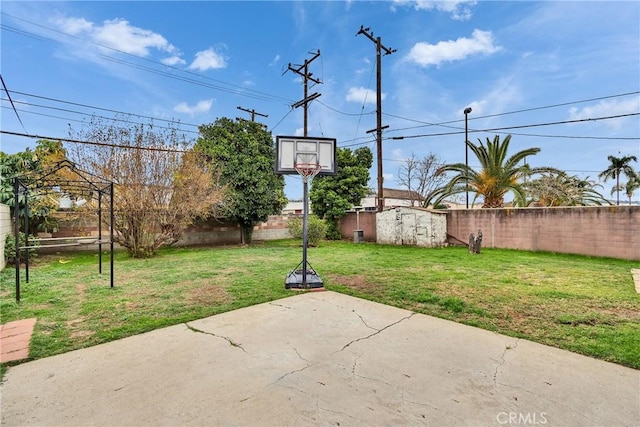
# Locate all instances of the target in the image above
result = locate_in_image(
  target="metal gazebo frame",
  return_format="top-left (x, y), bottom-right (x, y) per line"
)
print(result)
top-left (12, 160), bottom-right (115, 302)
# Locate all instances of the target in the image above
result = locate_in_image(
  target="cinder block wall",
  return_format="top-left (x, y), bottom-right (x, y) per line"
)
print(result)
top-left (339, 211), bottom-right (377, 242)
top-left (445, 206), bottom-right (639, 261)
top-left (0, 204), bottom-right (11, 270)
top-left (252, 215), bottom-right (295, 241)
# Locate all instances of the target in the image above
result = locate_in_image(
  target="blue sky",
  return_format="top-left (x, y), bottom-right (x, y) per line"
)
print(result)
top-left (1, 1), bottom-right (639, 201)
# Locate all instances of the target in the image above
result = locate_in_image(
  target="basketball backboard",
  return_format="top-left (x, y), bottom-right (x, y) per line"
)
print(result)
top-left (275, 136), bottom-right (337, 176)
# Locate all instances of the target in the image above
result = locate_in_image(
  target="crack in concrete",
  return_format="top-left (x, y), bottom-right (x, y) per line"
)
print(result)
top-left (349, 355), bottom-right (393, 386)
top-left (269, 302), bottom-right (292, 309)
top-left (273, 364), bottom-right (312, 384)
top-left (270, 346), bottom-right (315, 386)
top-left (401, 392), bottom-right (467, 423)
top-left (493, 339), bottom-right (519, 384)
top-left (184, 323), bottom-right (247, 353)
top-left (351, 310), bottom-right (379, 331)
top-left (272, 382), bottom-right (309, 395)
top-left (340, 313), bottom-right (415, 351)
top-left (318, 406), bottom-right (358, 420)
top-left (292, 346), bottom-right (310, 363)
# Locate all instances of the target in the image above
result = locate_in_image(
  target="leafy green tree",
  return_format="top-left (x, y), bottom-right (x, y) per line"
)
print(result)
top-left (310, 147), bottom-right (373, 239)
top-left (426, 135), bottom-right (555, 208)
top-left (0, 140), bottom-right (67, 232)
top-left (196, 118), bottom-right (287, 244)
top-left (599, 154), bottom-right (638, 205)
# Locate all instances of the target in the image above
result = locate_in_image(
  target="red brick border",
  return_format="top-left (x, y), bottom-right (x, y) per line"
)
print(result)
top-left (1, 318), bottom-right (36, 363)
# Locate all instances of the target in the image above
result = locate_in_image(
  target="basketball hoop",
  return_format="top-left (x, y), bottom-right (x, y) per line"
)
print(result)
top-left (294, 162), bottom-right (322, 183)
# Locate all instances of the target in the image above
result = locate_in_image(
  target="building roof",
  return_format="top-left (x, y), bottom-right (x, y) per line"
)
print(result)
top-left (382, 188), bottom-right (425, 201)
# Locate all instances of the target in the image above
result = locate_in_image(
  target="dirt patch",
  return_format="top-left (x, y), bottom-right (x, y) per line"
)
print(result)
top-left (326, 274), bottom-right (382, 294)
top-left (584, 303), bottom-right (640, 322)
top-left (66, 317), bottom-right (86, 327)
top-left (69, 330), bottom-right (95, 339)
top-left (187, 284), bottom-right (231, 305)
top-left (125, 301), bottom-right (141, 310)
top-left (75, 282), bottom-right (87, 300)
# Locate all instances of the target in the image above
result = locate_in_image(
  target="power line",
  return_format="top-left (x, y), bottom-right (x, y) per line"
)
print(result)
top-left (4, 90), bottom-right (201, 128)
top-left (0, 74), bottom-right (27, 133)
top-left (316, 100), bottom-right (375, 117)
top-left (0, 99), bottom-right (200, 135)
top-left (391, 113), bottom-right (640, 141)
top-left (384, 91), bottom-right (640, 133)
top-left (1, 130), bottom-right (190, 153)
top-left (270, 108), bottom-right (294, 132)
top-left (0, 98), bottom-right (199, 135)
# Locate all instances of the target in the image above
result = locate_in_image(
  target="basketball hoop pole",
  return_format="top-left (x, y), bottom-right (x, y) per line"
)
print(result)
top-left (301, 172), bottom-right (310, 287)
top-left (285, 162), bottom-right (323, 289)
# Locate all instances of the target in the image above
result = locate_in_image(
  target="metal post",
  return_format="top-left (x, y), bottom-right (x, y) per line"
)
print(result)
top-left (110, 182), bottom-right (114, 288)
top-left (98, 191), bottom-right (102, 274)
top-left (376, 37), bottom-right (384, 212)
top-left (24, 194), bottom-right (29, 283)
top-left (464, 107), bottom-right (472, 209)
top-left (302, 175), bottom-right (309, 288)
top-left (14, 177), bottom-right (20, 302)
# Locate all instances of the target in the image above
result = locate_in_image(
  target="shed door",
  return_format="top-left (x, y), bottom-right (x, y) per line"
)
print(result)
top-left (401, 213), bottom-right (417, 245)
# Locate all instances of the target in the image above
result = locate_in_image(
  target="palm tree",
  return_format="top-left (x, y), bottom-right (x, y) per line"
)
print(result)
top-left (426, 135), bottom-right (556, 208)
top-left (523, 172), bottom-right (610, 206)
top-left (624, 171), bottom-right (640, 205)
top-left (599, 155), bottom-right (638, 205)
top-left (611, 169), bottom-right (640, 205)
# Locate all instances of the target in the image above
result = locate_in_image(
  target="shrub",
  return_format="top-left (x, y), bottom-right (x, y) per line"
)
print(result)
top-left (287, 216), bottom-right (326, 247)
top-left (4, 232), bottom-right (40, 264)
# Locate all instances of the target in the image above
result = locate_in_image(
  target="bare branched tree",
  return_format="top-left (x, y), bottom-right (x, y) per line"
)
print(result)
top-left (68, 116), bottom-right (226, 257)
top-left (397, 152), bottom-right (447, 206)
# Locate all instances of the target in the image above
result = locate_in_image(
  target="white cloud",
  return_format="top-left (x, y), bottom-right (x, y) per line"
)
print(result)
top-left (188, 47), bottom-right (227, 71)
top-left (568, 97), bottom-right (640, 131)
top-left (393, 0), bottom-right (477, 21)
top-left (346, 87), bottom-right (383, 104)
top-left (161, 56), bottom-right (186, 66)
top-left (51, 15), bottom-right (184, 60)
top-left (406, 29), bottom-right (502, 67)
top-left (54, 16), bottom-right (92, 35)
top-left (92, 18), bottom-right (175, 56)
top-left (269, 55), bottom-right (281, 67)
top-left (173, 99), bottom-right (213, 117)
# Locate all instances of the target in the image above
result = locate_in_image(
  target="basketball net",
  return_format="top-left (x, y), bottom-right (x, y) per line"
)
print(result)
top-left (294, 162), bottom-right (322, 183)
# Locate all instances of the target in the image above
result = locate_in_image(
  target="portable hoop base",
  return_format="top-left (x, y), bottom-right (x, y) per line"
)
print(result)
top-left (284, 269), bottom-right (324, 289)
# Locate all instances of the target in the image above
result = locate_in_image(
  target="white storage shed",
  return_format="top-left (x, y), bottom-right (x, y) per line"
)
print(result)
top-left (376, 207), bottom-right (448, 247)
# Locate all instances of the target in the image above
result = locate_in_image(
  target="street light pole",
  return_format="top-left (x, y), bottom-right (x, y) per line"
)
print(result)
top-left (464, 107), bottom-right (472, 209)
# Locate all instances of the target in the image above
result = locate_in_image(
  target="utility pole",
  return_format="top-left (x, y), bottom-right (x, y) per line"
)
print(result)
top-left (236, 106), bottom-right (268, 129)
top-left (357, 26), bottom-right (395, 212)
top-left (285, 50), bottom-right (322, 137)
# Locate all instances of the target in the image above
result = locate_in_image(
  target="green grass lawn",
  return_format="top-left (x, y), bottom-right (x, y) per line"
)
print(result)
top-left (1, 240), bottom-right (638, 376)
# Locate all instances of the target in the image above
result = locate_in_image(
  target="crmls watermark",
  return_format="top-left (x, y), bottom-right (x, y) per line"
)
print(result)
top-left (496, 412), bottom-right (548, 425)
